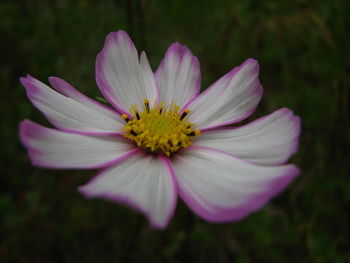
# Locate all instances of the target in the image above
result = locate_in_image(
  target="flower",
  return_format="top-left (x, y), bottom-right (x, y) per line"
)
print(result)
top-left (19, 30), bottom-right (301, 229)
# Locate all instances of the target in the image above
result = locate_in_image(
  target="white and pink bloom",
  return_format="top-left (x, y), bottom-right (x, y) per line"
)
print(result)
top-left (20, 30), bottom-right (301, 229)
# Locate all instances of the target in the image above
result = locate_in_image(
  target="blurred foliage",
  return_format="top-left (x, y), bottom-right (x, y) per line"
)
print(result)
top-left (1, 0), bottom-right (349, 262)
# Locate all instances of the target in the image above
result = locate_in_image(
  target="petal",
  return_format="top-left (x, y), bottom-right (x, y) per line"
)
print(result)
top-left (186, 59), bottom-right (263, 130)
top-left (155, 43), bottom-right (200, 107)
top-left (79, 153), bottom-right (177, 229)
top-left (194, 108), bottom-right (301, 165)
top-left (19, 120), bottom-right (137, 169)
top-left (21, 75), bottom-right (124, 135)
top-left (48, 76), bottom-right (120, 117)
top-left (96, 30), bottom-right (158, 115)
top-left (171, 146), bottom-right (300, 222)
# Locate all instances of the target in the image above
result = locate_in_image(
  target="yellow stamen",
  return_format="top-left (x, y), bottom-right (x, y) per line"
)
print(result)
top-left (144, 99), bottom-right (150, 113)
top-left (180, 109), bottom-right (190, 120)
top-left (122, 114), bottom-right (130, 123)
top-left (122, 100), bottom-right (200, 156)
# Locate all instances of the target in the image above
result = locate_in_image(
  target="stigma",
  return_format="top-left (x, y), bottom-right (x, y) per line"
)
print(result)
top-left (122, 99), bottom-right (200, 156)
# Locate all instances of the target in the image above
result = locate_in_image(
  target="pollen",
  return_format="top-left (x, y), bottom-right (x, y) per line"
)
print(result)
top-left (122, 99), bottom-right (200, 156)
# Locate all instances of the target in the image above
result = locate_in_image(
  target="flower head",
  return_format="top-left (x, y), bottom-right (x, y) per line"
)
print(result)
top-left (20, 30), bottom-right (301, 229)
top-left (122, 100), bottom-right (200, 156)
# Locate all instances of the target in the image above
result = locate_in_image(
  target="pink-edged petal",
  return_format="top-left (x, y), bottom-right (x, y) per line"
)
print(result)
top-left (195, 108), bottom-right (301, 165)
top-left (19, 120), bottom-right (137, 169)
top-left (79, 153), bottom-right (177, 229)
top-left (171, 146), bottom-right (300, 222)
top-left (155, 42), bottom-right (200, 107)
top-left (185, 58), bottom-right (263, 130)
top-left (96, 30), bottom-right (158, 115)
top-left (21, 75), bottom-right (124, 135)
top-left (48, 76), bottom-right (120, 117)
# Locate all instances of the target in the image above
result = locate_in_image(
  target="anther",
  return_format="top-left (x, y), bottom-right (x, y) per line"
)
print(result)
top-left (122, 114), bottom-right (130, 123)
top-left (130, 129), bottom-right (137, 136)
top-left (180, 109), bottom-right (190, 120)
top-left (159, 102), bottom-right (164, 114)
top-left (144, 99), bottom-right (150, 113)
top-left (187, 130), bottom-right (200, 136)
top-left (135, 112), bottom-right (140, 120)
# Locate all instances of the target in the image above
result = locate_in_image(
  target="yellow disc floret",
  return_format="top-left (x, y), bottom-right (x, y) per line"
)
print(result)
top-left (122, 99), bottom-right (200, 156)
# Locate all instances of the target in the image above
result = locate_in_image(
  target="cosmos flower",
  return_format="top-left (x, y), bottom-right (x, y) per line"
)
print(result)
top-left (19, 30), bottom-right (300, 229)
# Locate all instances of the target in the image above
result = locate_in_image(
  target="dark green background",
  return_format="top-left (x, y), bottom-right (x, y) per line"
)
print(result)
top-left (1, 0), bottom-right (349, 262)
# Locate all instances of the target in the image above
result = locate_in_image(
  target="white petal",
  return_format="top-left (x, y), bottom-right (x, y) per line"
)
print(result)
top-left (155, 43), bottom-right (200, 107)
top-left (19, 120), bottom-right (136, 169)
top-left (96, 30), bottom-right (158, 114)
top-left (186, 59), bottom-right (263, 130)
top-left (21, 75), bottom-right (124, 135)
top-left (172, 146), bottom-right (299, 222)
top-left (195, 108), bottom-right (301, 165)
top-left (79, 153), bottom-right (177, 229)
top-left (48, 76), bottom-right (120, 118)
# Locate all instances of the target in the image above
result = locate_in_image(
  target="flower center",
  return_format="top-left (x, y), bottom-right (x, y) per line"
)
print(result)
top-left (122, 99), bottom-right (200, 156)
